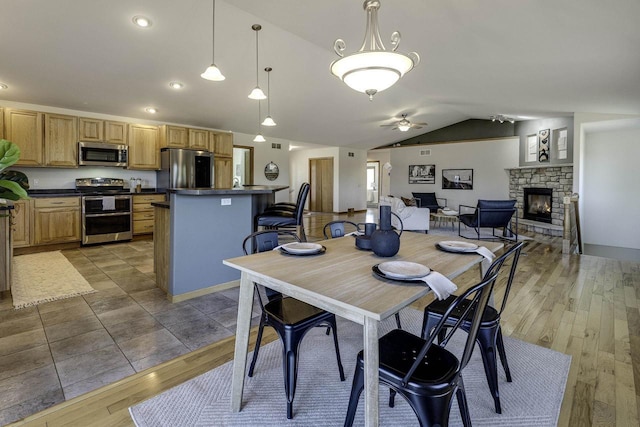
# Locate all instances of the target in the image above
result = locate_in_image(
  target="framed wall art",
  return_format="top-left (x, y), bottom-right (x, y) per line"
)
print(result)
top-left (408, 164), bottom-right (435, 184)
top-left (442, 168), bottom-right (473, 190)
top-left (538, 129), bottom-right (550, 162)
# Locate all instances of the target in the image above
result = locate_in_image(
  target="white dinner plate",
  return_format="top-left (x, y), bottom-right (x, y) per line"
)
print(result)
top-left (437, 240), bottom-right (479, 253)
top-left (281, 242), bottom-right (323, 254)
top-left (378, 261), bottom-right (430, 279)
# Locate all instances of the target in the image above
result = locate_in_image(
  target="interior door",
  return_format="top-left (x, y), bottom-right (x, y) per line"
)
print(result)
top-left (309, 157), bottom-right (334, 212)
top-left (366, 161), bottom-right (380, 207)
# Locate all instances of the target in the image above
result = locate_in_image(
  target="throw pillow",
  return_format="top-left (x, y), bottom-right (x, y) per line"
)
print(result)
top-left (401, 196), bottom-right (417, 207)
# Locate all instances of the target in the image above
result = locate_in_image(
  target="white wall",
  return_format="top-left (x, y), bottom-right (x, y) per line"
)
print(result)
top-left (582, 127), bottom-right (640, 250)
top-left (385, 137), bottom-right (519, 209)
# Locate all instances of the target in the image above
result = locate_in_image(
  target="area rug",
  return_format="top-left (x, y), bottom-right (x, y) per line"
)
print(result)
top-left (130, 309), bottom-right (570, 426)
top-left (11, 251), bottom-right (95, 309)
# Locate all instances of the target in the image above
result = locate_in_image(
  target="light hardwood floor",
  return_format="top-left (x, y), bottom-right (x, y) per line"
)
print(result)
top-left (9, 211), bottom-right (640, 426)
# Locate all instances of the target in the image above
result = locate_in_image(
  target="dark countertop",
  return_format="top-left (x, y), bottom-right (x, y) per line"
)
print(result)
top-left (0, 205), bottom-right (14, 211)
top-left (167, 185), bottom-right (288, 196)
top-left (27, 189), bottom-right (166, 197)
top-left (151, 201), bottom-right (170, 209)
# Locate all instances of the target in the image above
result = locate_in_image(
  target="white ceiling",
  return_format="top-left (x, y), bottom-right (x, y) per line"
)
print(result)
top-left (1, 0), bottom-right (639, 150)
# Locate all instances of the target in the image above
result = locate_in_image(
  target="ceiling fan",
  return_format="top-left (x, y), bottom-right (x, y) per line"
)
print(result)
top-left (380, 114), bottom-right (427, 132)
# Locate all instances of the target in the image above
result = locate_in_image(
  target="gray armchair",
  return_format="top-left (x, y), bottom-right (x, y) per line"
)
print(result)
top-left (458, 199), bottom-right (518, 240)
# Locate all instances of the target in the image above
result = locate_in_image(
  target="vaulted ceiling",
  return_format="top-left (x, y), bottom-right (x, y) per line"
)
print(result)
top-left (1, 0), bottom-right (638, 150)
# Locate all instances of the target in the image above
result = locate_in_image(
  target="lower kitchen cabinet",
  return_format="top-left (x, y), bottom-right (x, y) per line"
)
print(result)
top-left (133, 194), bottom-right (166, 235)
top-left (10, 199), bottom-right (31, 248)
top-left (33, 197), bottom-right (81, 245)
top-left (0, 211), bottom-right (11, 291)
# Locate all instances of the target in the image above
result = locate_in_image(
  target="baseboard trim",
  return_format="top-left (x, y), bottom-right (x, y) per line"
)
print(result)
top-left (168, 280), bottom-right (239, 303)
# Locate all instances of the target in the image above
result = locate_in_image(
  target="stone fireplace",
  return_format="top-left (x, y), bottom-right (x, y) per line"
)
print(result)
top-left (523, 187), bottom-right (553, 223)
top-left (508, 166), bottom-right (573, 235)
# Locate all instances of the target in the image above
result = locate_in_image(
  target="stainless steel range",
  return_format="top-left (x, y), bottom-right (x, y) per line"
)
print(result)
top-left (76, 178), bottom-right (132, 245)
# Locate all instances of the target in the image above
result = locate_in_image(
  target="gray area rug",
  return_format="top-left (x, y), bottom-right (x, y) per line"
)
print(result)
top-left (130, 309), bottom-right (570, 426)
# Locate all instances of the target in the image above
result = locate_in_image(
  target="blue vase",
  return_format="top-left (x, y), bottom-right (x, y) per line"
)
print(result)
top-left (370, 205), bottom-right (402, 257)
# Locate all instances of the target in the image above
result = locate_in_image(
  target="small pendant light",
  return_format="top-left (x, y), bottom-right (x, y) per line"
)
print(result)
top-left (253, 100), bottom-right (266, 142)
top-left (201, 0), bottom-right (225, 81)
top-left (248, 24), bottom-right (266, 100)
top-left (261, 67), bottom-right (276, 126)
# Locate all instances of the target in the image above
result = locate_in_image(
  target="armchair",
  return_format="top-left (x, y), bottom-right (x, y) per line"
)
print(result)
top-left (458, 199), bottom-right (518, 240)
top-left (379, 196), bottom-right (429, 233)
top-left (412, 192), bottom-right (446, 212)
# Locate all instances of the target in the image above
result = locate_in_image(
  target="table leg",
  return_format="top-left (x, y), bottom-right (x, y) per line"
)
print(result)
top-left (231, 272), bottom-right (254, 412)
top-left (363, 317), bottom-right (379, 427)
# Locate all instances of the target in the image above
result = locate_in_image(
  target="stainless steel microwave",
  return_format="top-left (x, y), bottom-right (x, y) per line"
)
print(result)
top-left (78, 141), bottom-right (128, 167)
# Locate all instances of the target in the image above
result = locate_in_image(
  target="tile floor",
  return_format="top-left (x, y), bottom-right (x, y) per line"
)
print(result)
top-left (0, 240), bottom-right (261, 425)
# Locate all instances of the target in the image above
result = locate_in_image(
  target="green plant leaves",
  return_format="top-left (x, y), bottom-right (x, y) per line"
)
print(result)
top-left (0, 139), bottom-right (30, 203)
top-left (0, 139), bottom-right (21, 172)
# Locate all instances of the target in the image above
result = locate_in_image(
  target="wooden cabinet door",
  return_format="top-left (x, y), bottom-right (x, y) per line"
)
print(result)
top-left (33, 198), bottom-right (81, 245)
top-left (105, 121), bottom-right (128, 144)
top-left (211, 132), bottom-right (233, 157)
top-left (78, 117), bottom-right (104, 141)
top-left (0, 108), bottom-right (3, 139)
top-left (10, 200), bottom-right (31, 248)
top-left (214, 157), bottom-right (233, 188)
top-left (188, 128), bottom-right (209, 150)
top-left (4, 109), bottom-right (43, 166)
top-left (160, 125), bottom-right (187, 148)
top-left (128, 124), bottom-right (159, 170)
top-left (44, 113), bottom-right (78, 167)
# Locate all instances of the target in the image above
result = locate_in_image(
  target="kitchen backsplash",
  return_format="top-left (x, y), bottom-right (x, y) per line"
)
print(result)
top-left (12, 167), bottom-right (157, 190)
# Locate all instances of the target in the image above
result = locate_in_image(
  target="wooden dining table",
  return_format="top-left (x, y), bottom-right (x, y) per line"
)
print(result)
top-left (223, 232), bottom-right (503, 426)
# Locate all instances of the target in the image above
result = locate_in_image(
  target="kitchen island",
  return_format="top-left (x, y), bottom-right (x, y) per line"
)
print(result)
top-left (153, 185), bottom-right (288, 301)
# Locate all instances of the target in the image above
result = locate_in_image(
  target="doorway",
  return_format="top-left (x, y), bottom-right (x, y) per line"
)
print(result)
top-left (232, 146), bottom-right (254, 187)
top-left (309, 157), bottom-right (334, 212)
top-left (366, 161), bottom-right (380, 208)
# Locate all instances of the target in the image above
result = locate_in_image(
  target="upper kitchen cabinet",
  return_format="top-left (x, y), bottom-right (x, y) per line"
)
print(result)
top-left (79, 118), bottom-right (128, 145)
top-left (3, 108), bottom-right (44, 166)
top-left (188, 128), bottom-right (209, 150)
top-left (210, 131), bottom-right (233, 157)
top-left (0, 107), bottom-right (4, 139)
top-left (128, 124), bottom-right (159, 170)
top-left (78, 117), bottom-right (103, 141)
top-left (159, 125), bottom-right (187, 148)
top-left (105, 121), bottom-right (128, 144)
top-left (44, 113), bottom-right (78, 167)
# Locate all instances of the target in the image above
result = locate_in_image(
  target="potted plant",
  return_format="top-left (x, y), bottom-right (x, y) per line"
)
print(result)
top-left (0, 139), bottom-right (30, 209)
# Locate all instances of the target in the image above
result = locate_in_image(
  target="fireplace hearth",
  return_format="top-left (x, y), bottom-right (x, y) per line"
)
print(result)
top-left (524, 187), bottom-right (552, 223)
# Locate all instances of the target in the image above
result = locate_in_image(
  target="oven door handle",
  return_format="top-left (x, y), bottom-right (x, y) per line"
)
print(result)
top-left (82, 196), bottom-right (132, 201)
top-left (85, 212), bottom-right (132, 218)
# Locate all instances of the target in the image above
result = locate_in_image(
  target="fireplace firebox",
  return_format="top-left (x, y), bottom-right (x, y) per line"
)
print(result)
top-left (523, 187), bottom-right (552, 223)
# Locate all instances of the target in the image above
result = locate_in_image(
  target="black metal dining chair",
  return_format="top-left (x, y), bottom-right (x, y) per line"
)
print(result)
top-left (242, 230), bottom-right (345, 419)
top-left (256, 183), bottom-right (309, 241)
top-left (262, 182), bottom-right (308, 214)
top-left (344, 272), bottom-right (500, 427)
top-left (421, 241), bottom-right (524, 414)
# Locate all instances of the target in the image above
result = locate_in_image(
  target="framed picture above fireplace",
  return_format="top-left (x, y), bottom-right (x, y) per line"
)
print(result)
top-left (538, 129), bottom-right (550, 162)
top-left (442, 168), bottom-right (473, 190)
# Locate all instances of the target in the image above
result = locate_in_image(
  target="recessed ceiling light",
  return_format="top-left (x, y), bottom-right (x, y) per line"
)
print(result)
top-left (132, 16), bottom-right (152, 28)
top-left (168, 81), bottom-right (184, 90)
top-left (145, 107), bottom-right (158, 114)
top-left (0, 83), bottom-right (8, 90)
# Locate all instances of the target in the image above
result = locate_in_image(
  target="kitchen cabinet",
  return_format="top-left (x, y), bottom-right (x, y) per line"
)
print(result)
top-left (78, 117), bottom-right (103, 141)
top-left (44, 113), bottom-right (78, 167)
top-left (10, 199), bottom-right (31, 248)
top-left (210, 131), bottom-right (233, 157)
top-left (0, 210), bottom-right (11, 291)
top-left (133, 193), bottom-right (165, 235)
top-left (159, 125), bottom-right (187, 148)
top-left (188, 128), bottom-right (209, 150)
top-left (214, 157), bottom-right (233, 189)
top-left (4, 108), bottom-right (44, 166)
top-left (33, 197), bottom-right (81, 245)
top-left (105, 121), bottom-right (128, 144)
top-left (128, 124), bottom-right (159, 170)
top-left (79, 118), bottom-right (128, 145)
top-left (0, 107), bottom-right (4, 139)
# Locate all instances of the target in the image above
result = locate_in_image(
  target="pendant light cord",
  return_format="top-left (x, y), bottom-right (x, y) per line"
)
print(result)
top-left (211, 0), bottom-right (215, 62)
top-left (255, 29), bottom-right (259, 85)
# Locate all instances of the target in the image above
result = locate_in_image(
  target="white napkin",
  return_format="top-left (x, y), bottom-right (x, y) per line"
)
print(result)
top-left (475, 246), bottom-right (495, 271)
top-left (102, 196), bottom-right (115, 211)
top-left (345, 231), bottom-right (363, 237)
top-left (419, 271), bottom-right (458, 300)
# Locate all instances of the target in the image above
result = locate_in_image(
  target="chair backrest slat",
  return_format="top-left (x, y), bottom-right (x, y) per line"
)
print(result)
top-left (323, 220), bottom-right (361, 239)
top-left (482, 241), bottom-right (524, 316)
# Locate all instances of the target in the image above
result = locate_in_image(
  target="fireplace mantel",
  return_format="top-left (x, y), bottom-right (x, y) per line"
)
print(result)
top-left (505, 163), bottom-right (573, 171)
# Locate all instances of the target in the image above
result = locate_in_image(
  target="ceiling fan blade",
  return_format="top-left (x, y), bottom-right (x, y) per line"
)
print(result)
top-left (380, 124), bottom-right (397, 127)
top-left (414, 122), bottom-right (428, 126)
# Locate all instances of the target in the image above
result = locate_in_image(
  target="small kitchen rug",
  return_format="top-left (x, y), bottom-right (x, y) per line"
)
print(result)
top-left (11, 251), bottom-right (95, 309)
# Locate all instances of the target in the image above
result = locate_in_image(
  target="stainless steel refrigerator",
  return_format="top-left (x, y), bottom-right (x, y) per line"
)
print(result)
top-left (157, 148), bottom-right (215, 189)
